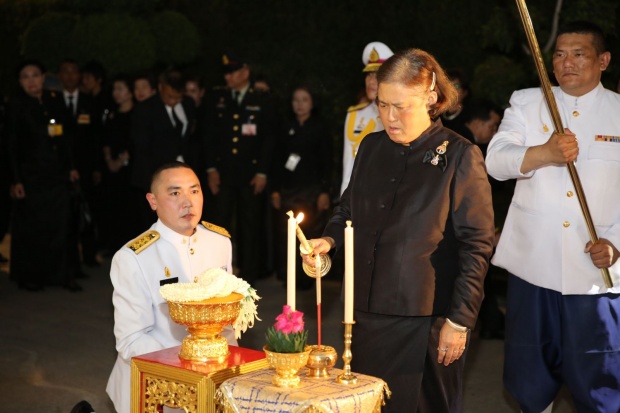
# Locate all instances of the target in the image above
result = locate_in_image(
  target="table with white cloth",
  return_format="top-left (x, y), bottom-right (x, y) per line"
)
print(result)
top-left (214, 367), bottom-right (390, 413)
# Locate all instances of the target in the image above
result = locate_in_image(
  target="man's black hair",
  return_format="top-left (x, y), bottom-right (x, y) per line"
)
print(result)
top-left (557, 21), bottom-right (607, 55)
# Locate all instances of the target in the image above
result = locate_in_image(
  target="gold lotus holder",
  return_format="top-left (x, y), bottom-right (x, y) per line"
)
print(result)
top-left (263, 345), bottom-right (312, 387)
top-left (166, 293), bottom-right (243, 363)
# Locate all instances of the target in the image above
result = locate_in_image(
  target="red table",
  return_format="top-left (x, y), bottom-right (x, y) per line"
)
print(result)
top-left (131, 345), bottom-right (268, 413)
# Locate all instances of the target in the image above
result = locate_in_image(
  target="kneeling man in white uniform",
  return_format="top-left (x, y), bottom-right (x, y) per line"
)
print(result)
top-left (106, 161), bottom-right (237, 413)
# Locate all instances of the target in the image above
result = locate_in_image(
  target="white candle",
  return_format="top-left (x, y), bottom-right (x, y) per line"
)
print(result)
top-left (295, 213), bottom-right (313, 254)
top-left (286, 211), bottom-right (296, 310)
top-left (344, 220), bottom-right (354, 323)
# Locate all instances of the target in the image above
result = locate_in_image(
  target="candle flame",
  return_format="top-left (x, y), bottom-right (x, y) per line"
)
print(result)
top-left (296, 213), bottom-right (304, 224)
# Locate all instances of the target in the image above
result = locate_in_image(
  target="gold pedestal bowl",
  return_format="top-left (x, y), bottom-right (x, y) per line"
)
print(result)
top-left (263, 345), bottom-right (312, 388)
top-left (167, 292), bottom-right (243, 363)
top-left (306, 345), bottom-right (338, 378)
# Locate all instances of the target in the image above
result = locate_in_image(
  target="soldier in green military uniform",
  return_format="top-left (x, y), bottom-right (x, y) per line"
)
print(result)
top-left (204, 54), bottom-right (277, 282)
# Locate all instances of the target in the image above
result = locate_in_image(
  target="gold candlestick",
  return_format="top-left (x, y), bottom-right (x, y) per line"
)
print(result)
top-left (336, 321), bottom-right (357, 384)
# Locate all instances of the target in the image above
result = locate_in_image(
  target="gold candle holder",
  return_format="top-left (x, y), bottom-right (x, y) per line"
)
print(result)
top-left (336, 321), bottom-right (357, 384)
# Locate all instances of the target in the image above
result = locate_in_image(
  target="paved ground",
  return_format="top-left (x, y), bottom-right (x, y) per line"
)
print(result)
top-left (0, 236), bottom-right (576, 413)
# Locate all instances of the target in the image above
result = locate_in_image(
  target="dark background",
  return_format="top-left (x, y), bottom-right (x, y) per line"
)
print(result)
top-left (1, 0), bottom-right (619, 172)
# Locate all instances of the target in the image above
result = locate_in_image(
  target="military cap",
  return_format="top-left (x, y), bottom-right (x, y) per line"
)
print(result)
top-left (362, 42), bottom-right (394, 72)
top-left (222, 53), bottom-right (247, 74)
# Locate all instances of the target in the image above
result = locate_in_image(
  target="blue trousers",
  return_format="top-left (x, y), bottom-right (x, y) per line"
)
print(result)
top-left (504, 275), bottom-right (620, 413)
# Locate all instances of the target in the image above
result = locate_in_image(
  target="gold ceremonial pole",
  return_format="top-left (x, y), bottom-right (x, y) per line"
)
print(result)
top-left (515, 0), bottom-right (613, 288)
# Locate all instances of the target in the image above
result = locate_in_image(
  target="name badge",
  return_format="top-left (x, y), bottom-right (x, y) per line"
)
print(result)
top-left (242, 123), bottom-right (257, 136)
top-left (160, 277), bottom-right (179, 286)
top-left (285, 153), bottom-right (301, 171)
top-left (48, 123), bottom-right (63, 137)
top-left (77, 114), bottom-right (91, 125)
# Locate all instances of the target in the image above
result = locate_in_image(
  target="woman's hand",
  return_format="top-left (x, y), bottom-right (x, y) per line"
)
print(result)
top-left (300, 237), bottom-right (333, 267)
top-left (436, 320), bottom-right (468, 366)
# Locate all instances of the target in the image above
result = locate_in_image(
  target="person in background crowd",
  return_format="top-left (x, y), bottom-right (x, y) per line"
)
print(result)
top-left (58, 58), bottom-right (102, 269)
top-left (271, 84), bottom-right (331, 289)
top-left (253, 73), bottom-right (271, 93)
top-left (81, 60), bottom-right (113, 126)
top-left (486, 21), bottom-right (620, 413)
top-left (340, 41), bottom-right (393, 196)
top-left (130, 68), bottom-right (197, 230)
top-left (441, 68), bottom-right (471, 134)
top-left (204, 54), bottom-right (277, 283)
top-left (185, 74), bottom-right (206, 107)
top-left (304, 48), bottom-right (494, 412)
top-left (7, 60), bottom-right (81, 291)
top-left (107, 162), bottom-right (237, 413)
top-left (185, 73), bottom-right (214, 221)
top-left (100, 74), bottom-right (137, 251)
top-left (133, 70), bottom-right (157, 103)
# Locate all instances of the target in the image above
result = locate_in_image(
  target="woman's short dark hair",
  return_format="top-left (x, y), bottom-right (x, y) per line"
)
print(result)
top-left (112, 74), bottom-right (134, 93)
top-left (377, 49), bottom-right (459, 117)
top-left (15, 59), bottom-right (46, 78)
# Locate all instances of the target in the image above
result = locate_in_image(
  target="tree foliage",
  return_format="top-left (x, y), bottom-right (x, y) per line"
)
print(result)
top-left (21, 12), bottom-right (78, 72)
top-left (2, 0), bottom-right (619, 109)
top-left (18, 9), bottom-right (198, 76)
top-left (73, 14), bottom-right (157, 74)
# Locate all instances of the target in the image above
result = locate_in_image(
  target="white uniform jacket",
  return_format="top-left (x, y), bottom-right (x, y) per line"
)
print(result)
top-left (106, 219), bottom-right (236, 413)
top-left (340, 101), bottom-right (384, 195)
top-left (486, 83), bottom-right (620, 295)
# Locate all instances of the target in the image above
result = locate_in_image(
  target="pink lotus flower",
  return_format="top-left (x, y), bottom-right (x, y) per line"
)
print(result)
top-left (275, 304), bottom-right (305, 334)
top-left (266, 304), bottom-right (308, 353)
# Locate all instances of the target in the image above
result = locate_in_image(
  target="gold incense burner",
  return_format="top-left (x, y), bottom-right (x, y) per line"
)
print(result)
top-left (306, 344), bottom-right (338, 378)
top-left (166, 292), bottom-right (243, 363)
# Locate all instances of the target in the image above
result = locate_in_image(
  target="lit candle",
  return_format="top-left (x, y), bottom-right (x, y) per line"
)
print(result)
top-left (286, 211), bottom-right (296, 310)
top-left (344, 220), bottom-right (354, 323)
top-left (295, 213), bottom-right (313, 254)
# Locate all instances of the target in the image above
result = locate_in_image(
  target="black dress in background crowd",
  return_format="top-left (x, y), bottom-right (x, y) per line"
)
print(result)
top-left (100, 108), bottom-right (138, 251)
top-left (6, 90), bottom-right (77, 289)
top-left (271, 115), bottom-right (332, 287)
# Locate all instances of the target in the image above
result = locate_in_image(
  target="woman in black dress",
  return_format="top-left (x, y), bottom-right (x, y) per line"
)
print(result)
top-left (7, 60), bottom-right (80, 291)
top-left (271, 85), bottom-right (332, 288)
top-left (100, 75), bottom-right (137, 251)
top-left (304, 49), bottom-right (495, 412)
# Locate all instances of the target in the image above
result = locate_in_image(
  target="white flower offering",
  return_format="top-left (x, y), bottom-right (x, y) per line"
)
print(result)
top-left (160, 267), bottom-right (261, 339)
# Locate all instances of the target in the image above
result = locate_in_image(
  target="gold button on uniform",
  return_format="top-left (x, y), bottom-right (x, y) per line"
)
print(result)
top-left (232, 137), bottom-right (239, 142)
top-left (232, 148), bottom-right (238, 154)
top-left (233, 125), bottom-right (239, 131)
top-left (567, 191), bottom-right (574, 197)
top-left (233, 114), bottom-right (240, 119)
top-left (190, 248), bottom-right (195, 255)
top-left (572, 111), bottom-right (579, 117)
top-left (563, 221), bottom-right (570, 228)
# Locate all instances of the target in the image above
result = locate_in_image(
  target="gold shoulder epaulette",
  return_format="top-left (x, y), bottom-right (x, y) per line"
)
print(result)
top-left (201, 221), bottom-right (231, 238)
top-left (127, 230), bottom-right (160, 254)
top-left (347, 101), bottom-right (371, 113)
